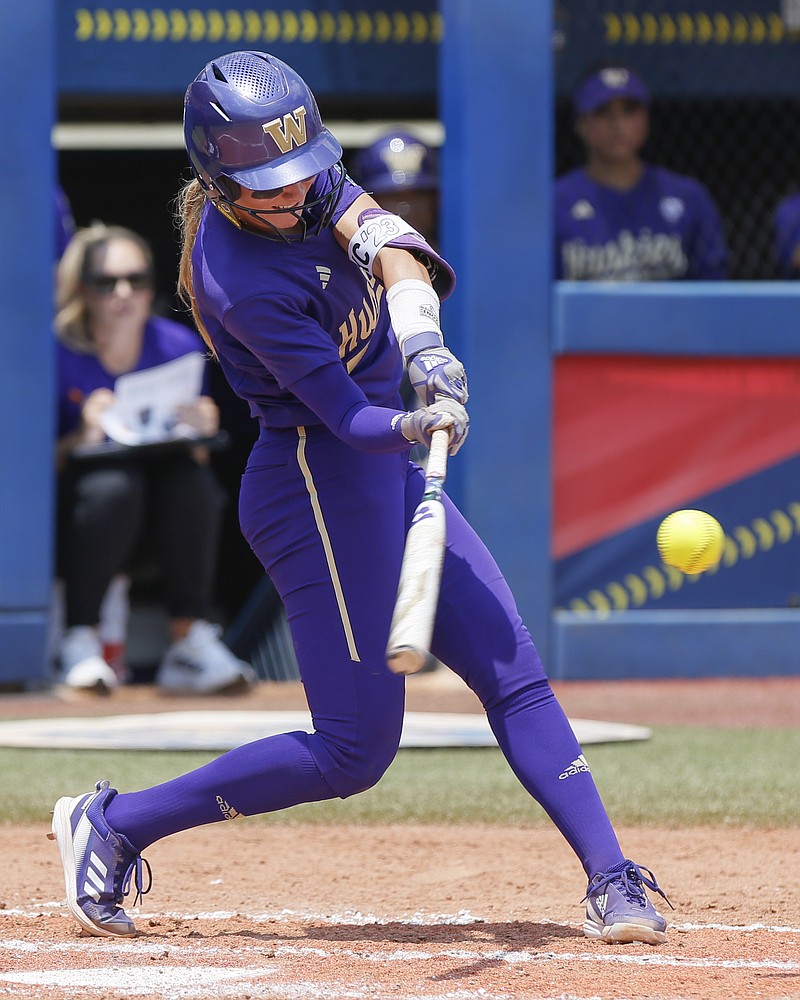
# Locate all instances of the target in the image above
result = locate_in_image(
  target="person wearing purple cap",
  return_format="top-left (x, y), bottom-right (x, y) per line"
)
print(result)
top-left (48, 50), bottom-right (670, 947)
top-left (351, 130), bottom-right (439, 242)
top-left (555, 64), bottom-right (728, 281)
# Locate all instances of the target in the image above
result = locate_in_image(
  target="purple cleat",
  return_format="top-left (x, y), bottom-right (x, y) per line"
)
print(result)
top-left (48, 779), bottom-right (150, 937)
top-left (584, 859), bottom-right (671, 944)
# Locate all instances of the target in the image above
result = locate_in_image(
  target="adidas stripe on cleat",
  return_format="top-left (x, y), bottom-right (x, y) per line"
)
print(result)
top-left (48, 779), bottom-right (151, 937)
top-left (583, 859), bottom-right (671, 945)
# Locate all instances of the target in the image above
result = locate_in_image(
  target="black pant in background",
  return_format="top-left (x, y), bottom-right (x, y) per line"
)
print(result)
top-left (57, 453), bottom-right (225, 629)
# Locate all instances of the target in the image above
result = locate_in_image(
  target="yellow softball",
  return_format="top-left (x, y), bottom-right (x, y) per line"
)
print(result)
top-left (656, 509), bottom-right (725, 575)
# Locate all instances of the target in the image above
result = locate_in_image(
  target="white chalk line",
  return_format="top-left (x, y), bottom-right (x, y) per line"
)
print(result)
top-left (2, 918), bottom-right (799, 1000)
top-left (0, 972), bottom-right (481, 1000)
top-left (3, 904), bottom-right (799, 934)
top-left (3, 903), bottom-right (799, 998)
top-left (0, 976), bottom-right (512, 1000)
top-left (0, 952), bottom-right (516, 1000)
top-left (1, 933), bottom-right (798, 973)
top-left (3, 903), bottom-right (485, 925)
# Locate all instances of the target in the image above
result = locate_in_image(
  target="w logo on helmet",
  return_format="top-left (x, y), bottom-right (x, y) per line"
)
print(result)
top-left (262, 107), bottom-right (308, 153)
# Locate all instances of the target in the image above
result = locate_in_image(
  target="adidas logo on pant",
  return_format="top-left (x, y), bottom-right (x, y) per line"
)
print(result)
top-left (558, 753), bottom-right (591, 780)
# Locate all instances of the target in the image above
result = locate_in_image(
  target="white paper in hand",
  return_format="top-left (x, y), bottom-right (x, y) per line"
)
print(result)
top-left (98, 353), bottom-right (206, 445)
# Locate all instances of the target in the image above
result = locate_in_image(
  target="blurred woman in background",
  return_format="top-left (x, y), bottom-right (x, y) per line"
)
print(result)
top-left (55, 223), bottom-right (254, 695)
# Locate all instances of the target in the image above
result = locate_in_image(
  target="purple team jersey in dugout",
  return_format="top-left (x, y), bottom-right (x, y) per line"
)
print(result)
top-left (191, 178), bottom-right (404, 429)
top-left (774, 193), bottom-right (800, 277)
top-left (555, 165), bottom-right (728, 280)
top-left (57, 315), bottom-right (208, 437)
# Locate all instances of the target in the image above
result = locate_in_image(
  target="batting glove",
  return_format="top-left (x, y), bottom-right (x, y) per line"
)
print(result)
top-left (407, 346), bottom-right (468, 407)
top-left (398, 398), bottom-right (469, 455)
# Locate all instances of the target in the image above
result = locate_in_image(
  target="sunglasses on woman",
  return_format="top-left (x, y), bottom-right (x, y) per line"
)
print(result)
top-left (86, 272), bottom-right (153, 295)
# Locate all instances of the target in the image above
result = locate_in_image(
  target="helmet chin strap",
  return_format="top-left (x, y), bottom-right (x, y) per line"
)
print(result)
top-left (219, 200), bottom-right (308, 242)
top-left (202, 165), bottom-right (345, 243)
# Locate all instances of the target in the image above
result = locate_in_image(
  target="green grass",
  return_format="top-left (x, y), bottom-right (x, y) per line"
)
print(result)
top-left (2, 726), bottom-right (798, 827)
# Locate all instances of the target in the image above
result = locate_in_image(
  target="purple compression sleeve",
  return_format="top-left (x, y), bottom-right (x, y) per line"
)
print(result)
top-left (288, 362), bottom-right (408, 452)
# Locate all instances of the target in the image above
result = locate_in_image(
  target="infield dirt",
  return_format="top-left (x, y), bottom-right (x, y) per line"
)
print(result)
top-left (0, 673), bottom-right (798, 1000)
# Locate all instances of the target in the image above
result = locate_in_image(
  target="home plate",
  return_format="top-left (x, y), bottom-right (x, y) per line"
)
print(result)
top-left (0, 711), bottom-right (650, 750)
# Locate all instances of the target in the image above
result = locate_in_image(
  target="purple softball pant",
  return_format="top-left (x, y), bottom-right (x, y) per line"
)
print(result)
top-left (239, 423), bottom-right (549, 796)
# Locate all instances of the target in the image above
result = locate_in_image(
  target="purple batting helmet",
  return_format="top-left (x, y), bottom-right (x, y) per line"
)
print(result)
top-left (352, 131), bottom-right (438, 194)
top-left (183, 51), bottom-right (344, 237)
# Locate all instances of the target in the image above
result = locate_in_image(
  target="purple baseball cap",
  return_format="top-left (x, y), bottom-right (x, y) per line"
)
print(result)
top-left (573, 67), bottom-right (650, 115)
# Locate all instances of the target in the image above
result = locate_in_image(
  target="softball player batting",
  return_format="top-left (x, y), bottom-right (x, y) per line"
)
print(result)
top-left (50, 51), bottom-right (670, 945)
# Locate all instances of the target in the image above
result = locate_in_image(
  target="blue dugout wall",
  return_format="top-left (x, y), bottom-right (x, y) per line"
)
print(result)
top-left (1, 1), bottom-right (797, 683)
top-left (441, 1), bottom-right (800, 679)
top-left (0, 0), bottom-right (55, 685)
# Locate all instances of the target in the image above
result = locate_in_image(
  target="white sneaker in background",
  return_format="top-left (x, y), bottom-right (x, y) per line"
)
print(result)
top-left (155, 620), bottom-right (256, 695)
top-left (59, 626), bottom-right (119, 692)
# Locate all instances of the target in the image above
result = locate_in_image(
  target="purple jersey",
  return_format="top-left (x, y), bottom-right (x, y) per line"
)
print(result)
top-left (554, 165), bottom-right (728, 280)
top-left (57, 315), bottom-right (208, 437)
top-left (774, 193), bottom-right (800, 277)
top-left (191, 177), bottom-right (403, 430)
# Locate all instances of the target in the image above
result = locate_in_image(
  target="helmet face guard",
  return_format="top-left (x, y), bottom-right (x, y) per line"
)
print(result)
top-left (184, 51), bottom-right (344, 240)
top-left (213, 164), bottom-right (346, 242)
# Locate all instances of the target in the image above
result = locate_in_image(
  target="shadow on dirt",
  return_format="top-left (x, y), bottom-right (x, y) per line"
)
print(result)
top-left (151, 916), bottom-right (578, 950)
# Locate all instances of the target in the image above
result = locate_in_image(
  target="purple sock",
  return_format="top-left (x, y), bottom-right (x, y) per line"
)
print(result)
top-left (487, 680), bottom-right (624, 877)
top-left (105, 730), bottom-right (335, 850)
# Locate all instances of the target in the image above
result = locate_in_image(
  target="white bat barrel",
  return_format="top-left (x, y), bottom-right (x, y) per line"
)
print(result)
top-left (386, 429), bottom-right (449, 675)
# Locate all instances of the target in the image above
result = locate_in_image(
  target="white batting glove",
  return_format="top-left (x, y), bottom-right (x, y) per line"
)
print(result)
top-left (407, 346), bottom-right (469, 407)
top-left (398, 398), bottom-right (469, 455)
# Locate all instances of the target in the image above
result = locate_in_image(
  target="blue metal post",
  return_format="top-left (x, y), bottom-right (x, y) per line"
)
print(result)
top-left (0, 1), bottom-right (56, 683)
top-left (440, 0), bottom-right (553, 659)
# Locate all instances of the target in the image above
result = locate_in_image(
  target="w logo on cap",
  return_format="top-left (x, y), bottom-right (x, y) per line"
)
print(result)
top-left (262, 107), bottom-right (308, 152)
